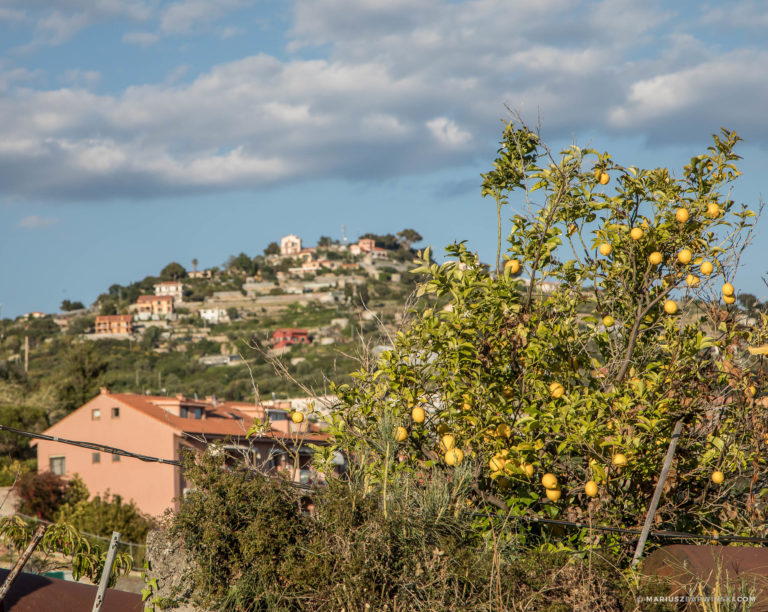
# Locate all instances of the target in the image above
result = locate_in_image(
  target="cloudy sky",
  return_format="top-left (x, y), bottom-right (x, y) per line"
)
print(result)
top-left (1, 0), bottom-right (767, 317)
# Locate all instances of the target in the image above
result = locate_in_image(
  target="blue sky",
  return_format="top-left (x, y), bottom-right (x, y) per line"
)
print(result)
top-left (1, 0), bottom-right (767, 318)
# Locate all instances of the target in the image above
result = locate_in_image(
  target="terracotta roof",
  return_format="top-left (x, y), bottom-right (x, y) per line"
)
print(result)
top-left (95, 315), bottom-right (133, 322)
top-left (110, 393), bottom-right (329, 442)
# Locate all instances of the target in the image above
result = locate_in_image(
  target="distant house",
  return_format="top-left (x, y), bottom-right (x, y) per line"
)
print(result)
top-left (22, 311), bottom-right (47, 320)
top-left (272, 328), bottom-right (311, 350)
top-left (135, 295), bottom-right (174, 320)
top-left (154, 281), bottom-right (184, 301)
top-left (280, 234), bottom-right (302, 256)
top-left (33, 389), bottom-right (330, 516)
top-left (198, 308), bottom-right (229, 325)
top-left (187, 269), bottom-right (213, 280)
top-left (94, 314), bottom-right (133, 336)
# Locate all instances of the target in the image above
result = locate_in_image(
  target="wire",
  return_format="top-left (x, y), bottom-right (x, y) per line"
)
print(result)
top-left (0, 424), bottom-right (181, 466)
top-left (3, 424), bottom-right (766, 543)
top-left (474, 513), bottom-right (768, 544)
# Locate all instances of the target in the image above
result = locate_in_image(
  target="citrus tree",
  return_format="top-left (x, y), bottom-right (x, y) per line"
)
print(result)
top-left (324, 122), bottom-right (767, 544)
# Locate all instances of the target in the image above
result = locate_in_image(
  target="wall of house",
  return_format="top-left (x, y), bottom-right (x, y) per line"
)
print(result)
top-left (35, 394), bottom-right (179, 517)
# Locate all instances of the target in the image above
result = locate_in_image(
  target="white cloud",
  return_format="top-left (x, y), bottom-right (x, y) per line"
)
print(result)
top-left (1, 0), bottom-right (768, 201)
top-left (18, 215), bottom-right (58, 229)
top-left (160, 0), bottom-right (252, 34)
top-left (122, 31), bottom-right (159, 47)
top-left (427, 117), bottom-right (471, 148)
top-left (60, 69), bottom-right (101, 87)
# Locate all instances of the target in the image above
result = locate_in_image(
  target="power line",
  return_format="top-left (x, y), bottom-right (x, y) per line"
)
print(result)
top-left (3, 424), bottom-right (766, 544)
top-left (0, 424), bottom-right (181, 466)
top-left (474, 513), bottom-right (768, 544)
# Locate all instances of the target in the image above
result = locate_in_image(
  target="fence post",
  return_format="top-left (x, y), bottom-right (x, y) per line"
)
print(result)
top-left (0, 522), bottom-right (47, 602)
top-left (92, 531), bottom-right (121, 612)
top-left (631, 419), bottom-right (684, 568)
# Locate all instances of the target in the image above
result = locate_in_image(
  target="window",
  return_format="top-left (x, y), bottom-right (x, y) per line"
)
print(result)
top-left (193, 407), bottom-right (203, 419)
top-left (112, 407), bottom-right (120, 418)
top-left (50, 456), bottom-right (65, 476)
top-left (180, 406), bottom-right (188, 418)
top-left (92, 452), bottom-right (101, 463)
top-left (91, 408), bottom-right (101, 420)
top-left (112, 453), bottom-right (120, 462)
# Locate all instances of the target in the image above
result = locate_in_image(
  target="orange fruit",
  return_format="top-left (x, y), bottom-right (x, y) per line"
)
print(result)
top-left (711, 470), bottom-right (724, 485)
top-left (549, 382), bottom-right (565, 399)
top-left (440, 434), bottom-right (456, 451)
top-left (677, 249), bottom-right (692, 264)
top-left (521, 462), bottom-right (534, 478)
top-left (545, 488), bottom-right (562, 501)
top-left (599, 243), bottom-right (612, 256)
top-left (505, 259), bottom-right (521, 275)
top-left (722, 282), bottom-right (734, 297)
top-left (706, 203), bottom-right (721, 219)
top-left (686, 274), bottom-right (700, 288)
top-left (676, 208), bottom-right (690, 223)
top-left (411, 406), bottom-right (426, 424)
top-left (700, 261), bottom-right (714, 275)
top-left (542, 473), bottom-right (558, 490)
top-left (291, 412), bottom-right (305, 424)
top-left (664, 300), bottom-right (678, 315)
top-left (603, 315), bottom-right (615, 328)
top-left (585, 481), bottom-right (598, 497)
top-left (723, 295), bottom-right (735, 305)
top-left (613, 453), bottom-right (628, 467)
top-left (648, 251), bottom-right (663, 265)
top-left (598, 171), bottom-right (610, 185)
top-left (445, 448), bottom-right (464, 466)
top-left (395, 426), bottom-right (408, 442)
top-left (630, 227), bottom-right (643, 240)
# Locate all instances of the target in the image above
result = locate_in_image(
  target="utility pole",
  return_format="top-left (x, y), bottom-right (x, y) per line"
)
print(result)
top-left (24, 336), bottom-right (29, 373)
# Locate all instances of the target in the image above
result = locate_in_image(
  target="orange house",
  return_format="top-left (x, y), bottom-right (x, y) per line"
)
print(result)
top-left (94, 314), bottom-right (133, 335)
top-left (135, 295), bottom-right (174, 318)
top-left (34, 389), bottom-right (328, 516)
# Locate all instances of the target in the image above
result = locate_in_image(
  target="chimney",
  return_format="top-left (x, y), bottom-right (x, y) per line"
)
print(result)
top-left (100, 387), bottom-right (110, 395)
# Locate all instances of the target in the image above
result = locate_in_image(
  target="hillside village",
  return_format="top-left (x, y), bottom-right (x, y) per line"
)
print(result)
top-left (0, 230), bottom-right (426, 518)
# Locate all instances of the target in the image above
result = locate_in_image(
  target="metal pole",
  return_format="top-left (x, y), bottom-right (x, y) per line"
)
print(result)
top-left (631, 419), bottom-right (684, 568)
top-left (92, 531), bottom-right (121, 612)
top-left (0, 523), bottom-right (47, 602)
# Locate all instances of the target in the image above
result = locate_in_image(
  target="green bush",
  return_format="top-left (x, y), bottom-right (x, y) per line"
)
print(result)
top-left (168, 452), bottom-right (645, 611)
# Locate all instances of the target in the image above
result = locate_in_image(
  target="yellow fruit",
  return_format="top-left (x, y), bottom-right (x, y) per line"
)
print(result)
top-left (541, 473), bottom-right (558, 490)
top-left (521, 462), bottom-right (534, 478)
top-left (489, 455), bottom-right (506, 472)
top-left (603, 315), bottom-right (615, 328)
top-left (496, 423), bottom-right (511, 438)
top-left (648, 251), bottom-right (663, 265)
top-left (549, 382), bottom-right (565, 399)
top-left (505, 259), bottom-right (521, 275)
top-left (663, 300), bottom-right (678, 315)
top-left (291, 412), bottom-right (305, 424)
top-left (675, 208), bottom-right (690, 223)
top-left (700, 261), bottom-right (714, 275)
top-left (711, 470), bottom-right (724, 485)
top-left (747, 385), bottom-right (757, 397)
top-left (440, 434), bottom-right (456, 451)
top-left (722, 282), bottom-right (734, 297)
top-left (597, 171), bottom-right (610, 185)
top-left (723, 295), bottom-right (736, 305)
top-left (445, 448), bottom-right (464, 466)
top-left (677, 249), bottom-right (692, 264)
top-left (462, 402), bottom-right (472, 411)
top-left (585, 481), bottom-right (599, 497)
top-left (686, 274), bottom-right (700, 288)
top-left (395, 426), bottom-right (408, 443)
top-left (411, 406), bottom-right (426, 424)
top-left (545, 488), bottom-right (562, 502)
top-left (599, 243), bottom-right (612, 256)
top-left (630, 227), bottom-right (643, 240)
top-left (706, 203), bottom-right (721, 219)
top-left (437, 423), bottom-right (450, 436)
top-left (613, 453), bottom-right (628, 467)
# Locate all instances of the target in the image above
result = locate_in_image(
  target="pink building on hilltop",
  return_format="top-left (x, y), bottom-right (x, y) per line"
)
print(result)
top-left (33, 389), bottom-right (328, 516)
